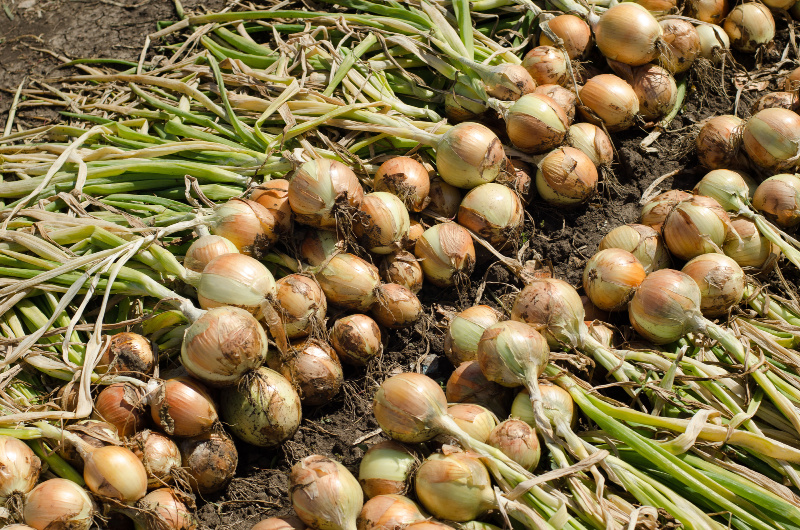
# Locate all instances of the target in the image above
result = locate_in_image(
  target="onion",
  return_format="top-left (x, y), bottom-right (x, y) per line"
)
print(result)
top-left (96, 332), bottom-right (154, 377)
top-left (752, 174), bottom-right (800, 228)
top-left (594, 4), bottom-right (663, 66)
top-left (696, 24), bottom-right (730, 64)
top-left (290, 455), bottom-right (363, 530)
top-left (447, 403), bottom-right (497, 443)
top-left (583, 248), bottom-right (646, 311)
top-left (331, 314), bottom-right (383, 366)
top-left (784, 66), bottom-right (800, 91)
top-left (372, 283), bottom-right (423, 329)
top-left (407, 219), bottom-right (425, 247)
top-left (536, 146), bottom-right (598, 206)
top-left (288, 158), bottom-right (364, 230)
top-left (631, 65), bottom-right (678, 122)
top-left (315, 253), bottom-right (381, 311)
top-left (446, 360), bottom-right (513, 418)
top-left (598, 224), bottom-right (670, 273)
top-left (380, 251), bottom-right (423, 294)
top-left (587, 320), bottom-right (615, 348)
top-left (445, 81), bottom-right (487, 123)
top-left (687, 0), bottom-right (728, 23)
top-left (357, 495), bottom-right (426, 530)
top-left (150, 377), bottom-right (218, 437)
top-left (269, 338), bottom-right (343, 406)
top-left (486, 419), bottom-right (540, 471)
top-left (251, 178), bottom-right (293, 234)
top-left (178, 432), bottom-right (238, 494)
top-left (640, 189), bottom-right (693, 230)
top-left (480, 64), bottom-right (536, 101)
top-left (209, 198), bottom-right (278, 254)
top-left (436, 123), bottom-right (506, 189)
top-left (457, 182), bottom-right (524, 248)
top-left (723, 216), bottom-right (780, 271)
top-left (629, 269), bottom-right (699, 343)
top-left (220, 367), bottom-right (301, 446)
top-left (539, 14), bottom-right (592, 59)
top-left (658, 20), bottom-right (700, 74)
top-left (94, 382), bottom-right (146, 438)
top-left (497, 159), bottom-right (535, 205)
top-left (60, 420), bottom-right (118, 471)
top-left (0, 435), bottom-right (40, 502)
top-left (662, 195), bottom-right (731, 260)
top-left (566, 123), bottom-right (614, 167)
top-left (358, 441), bottom-right (417, 498)
top-left (696, 115), bottom-right (745, 170)
top-left (506, 94), bottom-right (570, 154)
top-left (522, 46), bottom-right (569, 86)
top-left (138, 489), bottom-right (195, 530)
top-left (414, 452), bottom-right (494, 522)
top-left (130, 430), bottom-right (182, 488)
top-left (693, 169), bottom-right (757, 214)
top-left (355, 192), bottom-right (411, 254)
top-left (578, 74), bottom-right (639, 132)
top-left (83, 445), bottom-right (148, 502)
top-left (371, 373), bottom-right (451, 443)
top-left (196, 253), bottom-right (276, 316)
top-left (275, 274), bottom-right (327, 339)
top-left (743, 108), bottom-right (800, 172)
top-left (301, 229), bottom-right (343, 266)
top-left (23, 479), bottom-right (94, 530)
top-left (374, 157), bottom-right (431, 212)
top-left (184, 235), bottom-right (239, 273)
top-left (444, 305), bottom-right (502, 366)
top-left (723, 3), bottom-right (775, 53)
top-left (405, 523), bottom-right (454, 530)
top-left (181, 306), bottom-right (268, 386)
top-left (252, 517), bottom-right (307, 530)
top-left (533, 84), bottom-right (576, 123)
top-left (425, 178), bottom-right (462, 218)
top-left (751, 92), bottom-right (800, 114)
top-left (681, 254), bottom-right (745, 317)
top-left (414, 223), bottom-right (475, 287)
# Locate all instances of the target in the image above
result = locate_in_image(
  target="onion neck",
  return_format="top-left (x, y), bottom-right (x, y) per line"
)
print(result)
top-left (34, 421), bottom-right (93, 459)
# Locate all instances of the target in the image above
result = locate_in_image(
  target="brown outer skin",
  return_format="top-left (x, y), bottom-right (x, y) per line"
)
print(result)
top-left (374, 156), bottom-right (431, 212)
top-left (178, 432), bottom-right (238, 495)
top-left (380, 251), bottom-right (424, 294)
top-left (540, 14), bottom-right (592, 59)
top-left (659, 19), bottom-right (700, 74)
top-left (288, 159), bottom-right (364, 230)
top-left (521, 46), bottom-right (569, 86)
top-left (359, 477), bottom-right (407, 499)
top-left (457, 190), bottom-right (524, 249)
top-left (151, 377), bottom-right (218, 437)
top-left (268, 339), bottom-right (343, 407)
top-left (331, 314), bottom-right (383, 366)
top-left (752, 178), bottom-right (800, 227)
top-left (537, 147), bottom-right (599, 205)
top-left (695, 115), bottom-right (746, 170)
top-left (751, 92), bottom-right (800, 114)
top-left (424, 178), bottom-right (461, 218)
top-left (445, 360), bottom-right (513, 418)
top-left (357, 495), bottom-right (425, 530)
top-left (252, 517), bottom-right (308, 530)
top-left (251, 179), bottom-right (293, 234)
top-left (414, 223), bottom-right (476, 287)
top-left (212, 198), bottom-right (279, 253)
top-left (96, 332), bottom-right (154, 376)
top-left (506, 95), bottom-right (570, 154)
top-left (533, 84), bottom-right (577, 122)
top-left (94, 383), bottom-right (147, 438)
top-left (743, 109), bottom-right (800, 172)
top-left (371, 283), bottom-right (423, 329)
top-left (275, 274), bottom-right (327, 339)
top-left (640, 190), bottom-right (694, 230)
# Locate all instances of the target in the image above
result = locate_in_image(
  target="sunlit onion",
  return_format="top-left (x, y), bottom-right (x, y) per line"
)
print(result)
top-left (130, 430), bottom-right (182, 488)
top-left (444, 305), bottom-right (503, 366)
top-left (533, 84), bottom-right (576, 123)
top-left (447, 404), bottom-right (497, 443)
top-left (583, 248), bottom-right (646, 311)
top-left (209, 198), bottom-right (278, 254)
top-left (486, 419), bottom-right (540, 471)
top-left (358, 442), bottom-right (417, 498)
top-left (290, 455), bottom-right (363, 530)
top-left (380, 251), bottom-right (423, 294)
top-left (662, 195), bottom-right (731, 260)
top-left (268, 339), bottom-right (343, 406)
top-left (184, 235), bottom-right (239, 273)
top-left (355, 192), bottom-right (411, 254)
top-left (578, 74), bottom-right (639, 132)
top-left (374, 157), bottom-right (431, 212)
top-left (598, 224), bottom-right (670, 273)
top-left (506, 94), bottom-right (570, 154)
top-left (0, 435), bottom-right (40, 502)
top-left (522, 46), bottom-right (570, 86)
top-left (658, 19), bottom-right (700, 74)
top-left (536, 146), bottom-right (598, 206)
top-left (687, 0), bottom-right (728, 23)
top-left (752, 174), bottom-right (800, 228)
top-left (414, 223), bottom-right (476, 287)
top-left (696, 115), bottom-right (745, 170)
top-left (457, 182), bottom-right (524, 248)
top-left (540, 14), bottom-right (593, 59)
top-left (446, 360), bottom-right (513, 418)
top-left (631, 65), bottom-right (678, 122)
top-left (640, 189), bottom-right (693, 230)
top-left (723, 216), bottom-right (779, 271)
top-left (424, 178), bottom-right (462, 218)
top-left (414, 452), bottom-right (494, 522)
top-left (315, 253), bottom-right (381, 310)
top-left (138, 488), bottom-right (196, 530)
top-left (751, 92), bottom-right (800, 114)
top-left (289, 158), bottom-right (364, 230)
top-left (196, 253), bottom-right (276, 316)
top-left (436, 123), bottom-right (507, 189)
top-left (723, 3), bottom-right (775, 53)
top-left (594, 4), bottom-right (663, 66)
top-left (83, 445), bottom-right (148, 502)
top-left (150, 377), bottom-right (218, 437)
top-left (742, 108), bottom-right (800, 172)
top-left (276, 274), bottom-right (327, 339)
top-left (94, 382), bottom-right (146, 438)
top-left (372, 283), bottom-right (423, 329)
top-left (331, 314), bottom-right (383, 366)
top-left (566, 123), bottom-right (614, 167)
top-left (357, 495), bottom-right (426, 530)
top-left (96, 332), bottom-right (154, 377)
top-left (696, 24), bottom-right (730, 64)
top-left (23, 479), bottom-right (94, 530)
top-left (252, 517), bottom-right (307, 530)
top-left (251, 179), bottom-right (293, 234)
top-left (178, 432), bottom-right (238, 494)
top-left (681, 254), bottom-right (745, 316)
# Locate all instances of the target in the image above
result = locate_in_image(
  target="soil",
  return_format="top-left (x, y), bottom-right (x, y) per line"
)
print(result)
top-left (2, 3), bottom-right (799, 530)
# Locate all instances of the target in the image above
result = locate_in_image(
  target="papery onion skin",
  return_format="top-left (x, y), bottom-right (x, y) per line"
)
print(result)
top-left (751, 92), bottom-right (800, 114)
top-left (583, 248), bottom-right (646, 311)
top-left (594, 3), bottom-right (663, 66)
top-left (372, 283), bottom-right (423, 329)
top-left (178, 432), bottom-right (238, 494)
top-left (540, 14), bottom-right (592, 59)
top-left (486, 419), bottom-right (540, 471)
top-left (210, 198), bottom-right (278, 254)
top-left (743, 108), bottom-right (800, 172)
top-left (478, 320), bottom-right (550, 387)
top-left (301, 230), bottom-right (343, 266)
top-left (640, 190), bottom-right (694, 231)
top-left (252, 517), bottom-right (308, 530)
top-left (0, 435), bottom-right (41, 501)
top-left (130, 429), bottom-right (182, 488)
top-left (533, 84), bottom-right (577, 123)
top-left (414, 223), bottom-right (476, 287)
top-left (331, 314), bottom-right (383, 366)
top-left (60, 420), bottom-right (118, 471)
top-left (496, 159), bottom-right (535, 205)
top-left (446, 360), bottom-right (513, 418)
top-left (196, 254), bottom-right (276, 316)
top-left (696, 115), bottom-right (745, 170)
top-left (424, 178), bottom-right (462, 218)
top-left (97, 332), bottom-right (154, 376)
top-left (316, 253), bottom-right (381, 311)
top-left (444, 305), bottom-right (503, 366)
top-left (629, 269), bottom-right (700, 344)
top-left (288, 158), bottom-right (364, 230)
top-left (276, 274), bottom-right (327, 339)
top-left (506, 94), bottom-right (570, 154)
top-left (599, 224), bottom-right (670, 273)
top-left (407, 219), bottom-right (425, 247)
top-left (23, 478), bottom-right (94, 530)
top-left (94, 382), bottom-right (146, 438)
top-left (536, 146), bottom-right (598, 206)
top-left (482, 64), bottom-right (536, 101)
top-left (380, 251), bottom-right (423, 294)
top-left (457, 182), bottom-right (524, 248)
top-left (436, 122), bottom-right (507, 189)
top-left (290, 455), bottom-right (363, 530)
top-left (251, 179), bottom-right (293, 234)
top-left (723, 3), bottom-right (775, 52)
top-left (682, 254), bottom-right (745, 317)
top-left (445, 81), bottom-right (488, 123)
top-left (83, 445), bottom-right (148, 502)
top-left (632, 65), bottom-right (678, 122)
top-left (185, 235), bottom-right (239, 273)
top-left (372, 373), bottom-right (447, 443)
top-left (658, 19), bottom-right (700, 74)
top-left (512, 387), bottom-right (577, 432)
top-left (268, 339), bottom-right (343, 406)
top-left (151, 377), bottom-right (218, 437)
top-left (357, 495), bottom-right (426, 530)
top-left (522, 46), bottom-right (569, 86)
top-left (752, 174), bottom-right (800, 228)
top-left (687, 0), bottom-right (728, 23)
top-left (374, 157), bottom-right (431, 212)
top-left (578, 74), bottom-right (639, 132)
top-left (138, 488), bottom-right (196, 530)
top-left (414, 452), bottom-right (494, 522)
top-left (723, 216), bottom-right (779, 271)
top-left (662, 195), bottom-right (731, 261)
top-left (693, 169), bottom-right (757, 213)
top-left (509, 278), bottom-right (584, 349)
top-left (566, 123), bottom-right (614, 167)
top-left (358, 441), bottom-right (417, 498)
top-left (355, 192), bottom-right (411, 254)
top-left (696, 24), bottom-right (730, 63)
top-left (447, 403), bottom-right (497, 443)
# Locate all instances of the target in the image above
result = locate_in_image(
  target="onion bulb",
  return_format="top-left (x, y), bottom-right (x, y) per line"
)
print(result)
top-left (425, 178), bottom-right (462, 218)
top-left (60, 420), bottom-right (118, 471)
top-left (447, 404), bottom-right (497, 443)
top-left (355, 192), bottom-right (411, 254)
top-left (687, 0), bottom-right (728, 23)
top-left (289, 158), bottom-right (364, 230)
top-left (436, 123), bottom-right (506, 189)
top-left (130, 430), bottom-right (182, 488)
top-left (477, 321), bottom-right (550, 389)
top-left (269, 339), bottom-right (343, 406)
top-left (631, 65), bottom-right (678, 122)
top-left (566, 123), bottom-right (614, 167)
top-left (506, 94), bottom-right (569, 154)
top-left (315, 253), bottom-right (381, 311)
top-left (380, 251), bottom-right (423, 294)
top-left (533, 84), bottom-right (576, 123)
top-left (24, 479), bottom-right (94, 530)
top-left (594, 4), bottom-right (663, 66)
top-left (658, 20), bottom-right (700, 74)
top-left (184, 235), bottom-right (239, 273)
top-left (496, 159), bottom-right (535, 205)
top-left (446, 360), bottom-right (513, 418)
top-left (696, 115), bottom-right (745, 170)
top-left (414, 223), bottom-right (475, 287)
top-left (372, 283), bottom-right (423, 329)
top-left (196, 253), bottom-right (276, 316)
top-left (150, 377), bottom-right (218, 437)
top-left (578, 74), bottom-right (639, 132)
top-left (693, 169), bottom-right (757, 214)
top-left (290, 455), bottom-right (363, 530)
top-left (536, 146), bottom-right (598, 206)
top-left (662, 195), bottom-right (731, 260)
top-left (640, 189), bottom-right (693, 230)
top-left (540, 14), bottom-right (592, 59)
top-left (629, 269), bottom-right (706, 344)
top-left (415, 452), bottom-right (494, 522)
top-left (83, 445), bottom-right (148, 502)
top-left (480, 64), bottom-right (536, 101)
top-left (681, 254), bottom-right (745, 317)
top-left (301, 230), bottom-right (343, 266)
top-left (444, 305), bottom-right (502, 366)
top-left (331, 314), bottom-right (383, 366)
top-left (275, 274), bottom-right (327, 339)
top-left (209, 198), bottom-right (278, 254)
top-left (252, 517), bottom-right (307, 530)
top-left (405, 523), bottom-right (454, 530)
top-left (723, 216), bottom-right (779, 271)
top-left (445, 81), bottom-right (487, 123)
top-left (407, 219), bottom-right (425, 247)
top-left (96, 332), bottom-right (154, 377)
top-left (696, 24), bottom-right (730, 64)
top-left (138, 488), bottom-right (196, 530)
top-left (251, 179), bottom-right (293, 234)
top-left (632, 0), bottom-right (677, 12)
top-left (784, 66), bottom-right (800, 91)
top-left (457, 182), bottom-right (524, 248)
top-left (751, 92), bottom-right (800, 114)
top-left (599, 224), bottom-right (670, 273)
top-left (486, 419), bottom-right (540, 471)
top-left (358, 441), bottom-right (417, 498)
top-left (522, 46), bottom-right (569, 86)
top-left (0, 435), bottom-right (40, 501)
top-left (374, 157), bottom-right (431, 212)
top-left (723, 3), bottom-right (775, 53)
top-left (178, 432), bottom-right (238, 494)
top-left (752, 174), bottom-right (800, 228)
top-left (357, 495), bottom-right (426, 530)
top-left (94, 382), bottom-right (146, 438)
top-left (372, 373), bottom-right (450, 443)
top-left (743, 108), bottom-right (800, 172)
top-left (583, 248), bottom-right (646, 311)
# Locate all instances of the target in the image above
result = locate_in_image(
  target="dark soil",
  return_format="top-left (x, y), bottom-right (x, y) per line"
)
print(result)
top-left (2, 3), bottom-right (799, 530)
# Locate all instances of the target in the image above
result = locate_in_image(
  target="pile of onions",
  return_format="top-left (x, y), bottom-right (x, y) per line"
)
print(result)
top-left (414, 223), bottom-right (475, 287)
top-left (457, 182), bottom-right (524, 248)
top-left (373, 157), bottom-right (431, 212)
top-left (536, 146), bottom-right (598, 206)
top-left (435, 123), bottom-right (506, 189)
top-left (578, 74), bottom-right (639, 132)
top-left (681, 254), bottom-right (745, 317)
top-left (355, 192), bottom-right (411, 254)
top-left (521, 46), bottom-right (569, 86)
top-left (566, 123), bottom-right (614, 168)
top-left (505, 94), bottom-right (570, 154)
top-left (149, 377), bottom-right (218, 437)
top-left (251, 179), bottom-right (293, 234)
top-left (539, 14), bottom-right (592, 59)
top-left (593, 3), bottom-right (663, 66)
top-left (599, 224), bottom-right (670, 273)
top-left (695, 115), bottom-right (745, 170)
top-left (371, 283), bottom-right (423, 329)
top-left (178, 432), bottom-right (238, 494)
top-left (183, 234), bottom-right (239, 273)
top-left (358, 441), bottom-right (417, 498)
top-left (315, 253), bottom-right (381, 310)
top-left (275, 274), bottom-right (327, 339)
top-left (269, 339), bottom-right (343, 406)
top-left (583, 248), bottom-right (647, 311)
top-left (96, 331), bottom-right (154, 376)
top-left (195, 253), bottom-right (276, 316)
top-left (742, 108), bottom-right (800, 172)
top-left (723, 3), bottom-right (775, 53)
top-left (288, 158), bottom-right (364, 230)
top-left (380, 251), bottom-right (423, 294)
top-left (331, 314), bottom-right (383, 366)
top-left (290, 455), bottom-right (363, 530)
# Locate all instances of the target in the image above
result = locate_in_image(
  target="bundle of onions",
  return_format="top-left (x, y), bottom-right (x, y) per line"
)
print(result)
top-left (536, 146), bottom-right (598, 206)
top-left (447, 403), bottom-right (497, 443)
top-left (268, 338), bottom-right (343, 406)
top-left (630, 65), bottom-right (678, 122)
top-left (487, 419), bottom-right (541, 471)
top-left (0, 435), bottom-right (41, 505)
top-left (219, 366), bottom-right (301, 446)
top-left (752, 174), bottom-right (800, 228)
top-left (23, 478), bottom-right (94, 530)
top-left (178, 431), bottom-right (238, 494)
top-left (288, 158), bottom-right (364, 230)
top-left (686, 0), bottom-right (728, 23)
top-left (355, 192), bottom-right (411, 254)
top-left (751, 92), bottom-right (800, 114)
top-left (130, 430), bottom-right (182, 489)
top-left (661, 195), bottom-right (731, 261)
top-left (723, 3), bottom-right (775, 52)
top-left (593, 3), bottom-right (663, 66)
top-left (457, 182), bottom-right (524, 248)
top-left (696, 115), bottom-right (745, 170)
top-left (539, 14), bottom-right (593, 59)
top-left (743, 108), bottom-right (800, 172)
top-left (446, 360), bottom-right (513, 418)
top-left (435, 122), bottom-right (506, 189)
top-left (357, 495), bottom-right (427, 530)
top-left (521, 46), bottom-right (569, 86)
top-left (358, 441), bottom-right (417, 498)
top-left (444, 82), bottom-right (488, 123)
top-left (496, 159), bottom-right (535, 205)
top-left (380, 251), bottom-right (423, 294)
top-left (138, 488), bottom-right (196, 530)
top-left (96, 331), bottom-right (154, 376)
top-left (414, 223), bottom-right (475, 287)
top-left (371, 283), bottom-right (423, 329)
top-left (301, 230), bottom-right (343, 266)
top-left (681, 254), bottom-right (745, 317)
top-left (275, 274), bottom-right (327, 339)
top-left (658, 20), bottom-right (700, 74)
top-left (723, 216), bottom-right (779, 271)
top-left (290, 455), bottom-right (363, 530)
top-left (94, 382), bottom-right (147, 437)
top-left (59, 420), bottom-right (118, 471)
top-left (149, 377), bottom-right (218, 437)
top-left (252, 516), bottom-right (307, 530)
top-left (195, 253), bottom-right (276, 316)
top-left (696, 24), bottom-right (730, 64)
top-left (183, 234), bottom-right (239, 273)
top-left (315, 253), bottom-right (381, 311)
top-left (566, 123), bottom-right (614, 168)
top-left (373, 156), bottom-right (431, 212)
top-left (424, 177), bottom-right (462, 218)
top-left (505, 94), bottom-right (569, 154)
top-left (331, 314), bottom-right (383, 366)
top-left (578, 74), bottom-right (639, 132)
top-left (251, 178), bottom-right (293, 234)
top-left (583, 248), bottom-right (647, 311)
top-left (181, 306), bottom-right (268, 386)
top-left (444, 305), bottom-right (502, 366)
top-left (640, 190), bottom-right (693, 230)
top-left (598, 224), bottom-right (670, 273)
top-left (208, 198), bottom-right (279, 254)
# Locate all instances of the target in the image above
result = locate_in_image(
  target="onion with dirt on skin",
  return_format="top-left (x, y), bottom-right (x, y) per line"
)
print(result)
top-left (447, 403), bottom-right (497, 443)
top-left (486, 419), bottom-right (541, 471)
top-left (290, 455), bottom-right (364, 530)
top-left (599, 224), bottom-right (670, 273)
top-left (506, 94), bottom-right (570, 154)
top-left (539, 14), bottom-right (592, 59)
top-left (682, 254), bottom-right (745, 317)
top-left (578, 74), bottom-right (639, 132)
top-left (252, 517), bottom-right (308, 530)
top-left (640, 189), bottom-right (694, 231)
top-left (23, 478), bottom-right (95, 530)
top-left (696, 115), bottom-right (745, 170)
top-left (594, 3), bottom-right (663, 66)
top-left (662, 195), bottom-right (731, 261)
top-left (687, 0), bottom-right (728, 23)
top-left (743, 108), bottom-right (800, 173)
top-left (149, 377), bottom-right (218, 437)
top-left (630, 65), bottom-right (678, 122)
top-left (446, 360), bottom-right (513, 418)
top-left (137, 488), bottom-right (196, 530)
top-left (536, 146), bottom-right (598, 206)
top-left (371, 283), bottom-right (423, 329)
top-left (209, 198), bottom-right (279, 254)
top-left (355, 192), bottom-right (411, 255)
top-left (130, 430), bottom-right (182, 488)
top-left (425, 177), bottom-right (462, 218)
top-left (94, 382), bottom-right (147, 438)
top-left (497, 159), bottom-right (535, 205)
top-left (275, 274), bottom-right (327, 339)
top-left (444, 305), bottom-right (503, 366)
top-left (0, 435), bottom-right (41, 503)
top-left (696, 24), bottom-right (730, 64)
top-left (414, 223), bottom-right (475, 287)
top-left (723, 3), bottom-right (775, 53)
top-left (331, 314), bottom-right (383, 366)
top-left (436, 122), bottom-right (507, 189)
top-left (380, 251), bottom-right (423, 294)
top-left (480, 64), bottom-right (536, 101)
top-left (374, 156), bottom-right (431, 212)
top-left (184, 235), bottom-right (239, 273)
top-left (583, 248), bottom-right (647, 312)
top-left (751, 92), bottom-right (800, 114)
top-left (522, 46), bottom-right (569, 86)
top-left (752, 174), bottom-right (800, 228)
top-left (288, 158), bottom-right (364, 230)
top-left (251, 179), bottom-right (293, 234)
top-left (97, 332), bottom-right (154, 377)
top-left (315, 253), bottom-right (381, 311)
top-left (357, 495), bottom-right (427, 530)
top-left (268, 338), bottom-right (343, 406)
top-left (566, 123), bottom-right (614, 168)
top-left (457, 182), bottom-right (524, 249)
top-left (658, 19), bottom-right (700, 74)
top-left (358, 441), bottom-right (417, 499)
top-left (178, 431), bottom-right (238, 495)
top-left (195, 253), bottom-right (276, 317)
